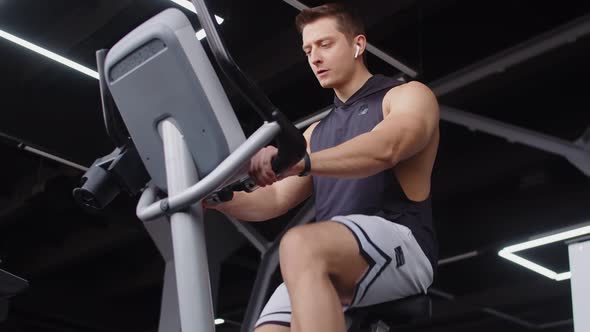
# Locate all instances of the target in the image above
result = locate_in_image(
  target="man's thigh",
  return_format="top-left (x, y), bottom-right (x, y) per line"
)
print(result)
top-left (255, 324), bottom-right (290, 332)
top-left (285, 220), bottom-right (369, 305)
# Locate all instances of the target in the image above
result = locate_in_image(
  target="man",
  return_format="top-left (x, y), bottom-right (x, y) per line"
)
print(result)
top-left (208, 3), bottom-right (439, 332)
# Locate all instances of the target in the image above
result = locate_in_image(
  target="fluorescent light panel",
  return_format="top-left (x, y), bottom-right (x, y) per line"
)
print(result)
top-left (0, 29), bottom-right (99, 79)
top-left (171, 0), bottom-right (224, 40)
top-left (168, 0), bottom-right (195, 12)
top-left (0, 1), bottom-right (224, 79)
top-left (503, 225), bottom-right (590, 252)
top-left (168, 0), bottom-right (224, 23)
top-left (498, 224), bottom-right (590, 281)
top-left (196, 29), bottom-right (207, 40)
top-left (214, 318), bottom-right (225, 325)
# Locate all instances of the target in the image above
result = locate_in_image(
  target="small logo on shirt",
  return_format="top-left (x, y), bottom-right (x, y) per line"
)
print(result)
top-left (395, 246), bottom-right (405, 268)
top-left (358, 105), bottom-right (369, 115)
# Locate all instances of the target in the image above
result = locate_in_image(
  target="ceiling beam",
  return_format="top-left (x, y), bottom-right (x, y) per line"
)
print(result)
top-left (430, 13), bottom-right (590, 96)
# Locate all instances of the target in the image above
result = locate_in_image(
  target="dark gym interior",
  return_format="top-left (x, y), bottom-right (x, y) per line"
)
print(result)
top-left (1, 0), bottom-right (589, 331)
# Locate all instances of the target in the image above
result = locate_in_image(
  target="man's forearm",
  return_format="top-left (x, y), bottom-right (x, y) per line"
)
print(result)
top-left (307, 130), bottom-right (397, 178)
top-left (211, 188), bottom-right (286, 222)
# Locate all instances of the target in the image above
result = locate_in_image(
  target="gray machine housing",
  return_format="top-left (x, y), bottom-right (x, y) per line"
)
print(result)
top-left (99, 7), bottom-right (283, 332)
top-left (104, 9), bottom-right (245, 192)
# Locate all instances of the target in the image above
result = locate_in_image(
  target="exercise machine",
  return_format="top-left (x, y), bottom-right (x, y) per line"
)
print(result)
top-left (73, 1), bottom-right (431, 331)
top-left (74, 1), bottom-right (304, 330)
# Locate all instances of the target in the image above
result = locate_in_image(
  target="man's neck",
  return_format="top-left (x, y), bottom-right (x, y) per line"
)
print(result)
top-left (334, 67), bottom-right (373, 103)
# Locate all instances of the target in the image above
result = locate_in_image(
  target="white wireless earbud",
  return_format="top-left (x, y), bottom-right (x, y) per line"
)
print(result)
top-left (354, 45), bottom-right (360, 59)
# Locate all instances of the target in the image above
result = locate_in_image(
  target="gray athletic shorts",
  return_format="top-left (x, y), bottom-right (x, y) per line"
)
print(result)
top-left (255, 214), bottom-right (434, 329)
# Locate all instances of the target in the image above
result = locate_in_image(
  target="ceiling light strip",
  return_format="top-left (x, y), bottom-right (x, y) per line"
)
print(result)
top-left (498, 224), bottom-right (590, 281)
top-left (0, 2), bottom-right (225, 80)
top-left (498, 251), bottom-right (560, 280)
top-left (168, 0), bottom-right (224, 23)
top-left (0, 29), bottom-right (99, 79)
top-left (503, 225), bottom-right (590, 253)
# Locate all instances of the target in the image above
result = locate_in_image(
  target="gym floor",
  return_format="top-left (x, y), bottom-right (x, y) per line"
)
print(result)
top-left (1, 1), bottom-right (589, 331)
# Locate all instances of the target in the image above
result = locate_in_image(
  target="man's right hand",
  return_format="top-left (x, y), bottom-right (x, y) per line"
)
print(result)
top-left (249, 146), bottom-right (279, 187)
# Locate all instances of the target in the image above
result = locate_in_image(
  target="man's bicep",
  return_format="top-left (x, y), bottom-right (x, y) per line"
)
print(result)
top-left (372, 82), bottom-right (439, 160)
top-left (385, 82), bottom-right (438, 134)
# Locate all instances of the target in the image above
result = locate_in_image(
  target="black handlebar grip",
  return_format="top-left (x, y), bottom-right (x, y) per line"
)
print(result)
top-left (270, 110), bottom-right (307, 174)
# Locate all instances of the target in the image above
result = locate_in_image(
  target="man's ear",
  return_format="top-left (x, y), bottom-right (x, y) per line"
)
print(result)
top-left (354, 34), bottom-right (367, 58)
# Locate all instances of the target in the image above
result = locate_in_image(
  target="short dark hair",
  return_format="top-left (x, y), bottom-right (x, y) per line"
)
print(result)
top-left (295, 2), bottom-right (365, 41)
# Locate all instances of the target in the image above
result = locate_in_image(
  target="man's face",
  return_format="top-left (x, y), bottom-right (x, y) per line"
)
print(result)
top-left (302, 17), bottom-right (356, 89)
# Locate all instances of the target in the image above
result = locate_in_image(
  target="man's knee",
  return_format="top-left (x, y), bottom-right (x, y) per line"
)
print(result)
top-left (279, 226), bottom-right (327, 278)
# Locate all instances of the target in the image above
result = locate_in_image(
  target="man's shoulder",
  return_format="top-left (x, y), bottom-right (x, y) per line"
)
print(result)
top-left (384, 81), bottom-right (435, 104)
top-left (381, 81), bottom-right (438, 119)
top-left (385, 80), bottom-right (432, 95)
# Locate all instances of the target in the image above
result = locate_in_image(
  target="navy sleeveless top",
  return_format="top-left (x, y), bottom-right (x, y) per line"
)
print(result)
top-left (310, 75), bottom-right (438, 271)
